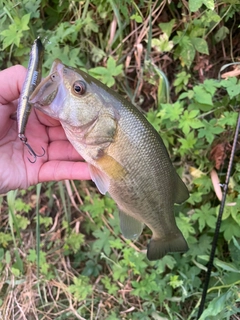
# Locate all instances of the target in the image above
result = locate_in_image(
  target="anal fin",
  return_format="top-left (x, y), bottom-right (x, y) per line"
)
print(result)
top-left (119, 210), bottom-right (143, 240)
top-left (174, 173), bottom-right (189, 204)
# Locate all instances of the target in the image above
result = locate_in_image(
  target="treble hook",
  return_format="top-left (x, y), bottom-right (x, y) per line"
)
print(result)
top-left (19, 134), bottom-right (45, 163)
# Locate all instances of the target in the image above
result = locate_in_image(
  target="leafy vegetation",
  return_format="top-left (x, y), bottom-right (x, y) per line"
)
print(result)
top-left (0, 0), bottom-right (240, 319)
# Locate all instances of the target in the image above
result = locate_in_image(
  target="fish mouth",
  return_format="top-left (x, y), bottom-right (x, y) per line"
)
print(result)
top-left (29, 59), bottom-right (64, 108)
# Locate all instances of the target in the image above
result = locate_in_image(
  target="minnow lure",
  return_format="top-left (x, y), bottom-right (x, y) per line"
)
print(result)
top-left (17, 37), bottom-right (45, 163)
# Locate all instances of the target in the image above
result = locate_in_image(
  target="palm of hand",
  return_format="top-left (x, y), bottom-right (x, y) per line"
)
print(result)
top-left (0, 65), bottom-right (90, 194)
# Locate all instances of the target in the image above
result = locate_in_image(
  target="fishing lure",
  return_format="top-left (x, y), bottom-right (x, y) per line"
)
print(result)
top-left (17, 37), bottom-right (45, 163)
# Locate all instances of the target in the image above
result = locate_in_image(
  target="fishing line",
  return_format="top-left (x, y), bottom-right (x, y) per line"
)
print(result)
top-left (197, 111), bottom-right (240, 319)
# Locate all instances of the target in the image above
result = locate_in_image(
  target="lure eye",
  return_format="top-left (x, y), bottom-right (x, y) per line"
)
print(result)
top-left (73, 80), bottom-right (86, 95)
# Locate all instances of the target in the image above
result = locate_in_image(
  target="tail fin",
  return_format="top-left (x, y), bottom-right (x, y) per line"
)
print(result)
top-left (147, 234), bottom-right (188, 261)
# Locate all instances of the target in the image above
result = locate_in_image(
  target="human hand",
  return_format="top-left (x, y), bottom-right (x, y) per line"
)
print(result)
top-left (0, 65), bottom-right (91, 194)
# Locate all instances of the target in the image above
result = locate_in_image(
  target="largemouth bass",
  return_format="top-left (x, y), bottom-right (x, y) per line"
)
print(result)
top-left (29, 59), bottom-right (189, 261)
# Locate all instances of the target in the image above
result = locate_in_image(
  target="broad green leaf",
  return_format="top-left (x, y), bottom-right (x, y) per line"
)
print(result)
top-left (159, 19), bottom-right (175, 38)
top-left (68, 276), bottom-right (92, 300)
top-left (193, 86), bottom-right (213, 105)
top-left (92, 228), bottom-right (114, 256)
top-left (189, 0), bottom-right (203, 12)
top-left (83, 11), bottom-right (98, 36)
top-left (176, 213), bottom-right (195, 239)
top-left (192, 203), bottom-right (217, 232)
top-left (180, 40), bottom-right (195, 68)
top-left (89, 57), bottom-right (123, 87)
top-left (19, 13), bottom-right (31, 31)
top-left (64, 232), bottom-right (85, 254)
top-left (189, 0), bottom-right (214, 11)
top-left (221, 217), bottom-right (240, 241)
top-left (158, 101), bottom-right (184, 121)
top-left (226, 84), bottom-right (240, 99)
top-left (199, 289), bottom-right (238, 319)
top-left (214, 259), bottom-right (240, 273)
top-left (130, 13), bottom-right (142, 23)
top-left (179, 131), bottom-right (198, 156)
top-left (191, 37), bottom-right (209, 54)
top-left (179, 109), bottom-right (204, 135)
top-left (152, 35), bottom-right (174, 52)
top-left (198, 119), bottom-right (224, 144)
top-left (203, 0), bottom-right (214, 10)
top-left (214, 26), bottom-right (229, 43)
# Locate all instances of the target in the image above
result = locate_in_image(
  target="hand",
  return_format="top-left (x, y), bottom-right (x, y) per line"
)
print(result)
top-left (0, 65), bottom-right (91, 194)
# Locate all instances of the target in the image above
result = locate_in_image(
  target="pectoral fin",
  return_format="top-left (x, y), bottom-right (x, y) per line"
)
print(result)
top-left (89, 164), bottom-right (110, 195)
top-left (89, 155), bottom-right (126, 195)
top-left (119, 210), bottom-right (143, 240)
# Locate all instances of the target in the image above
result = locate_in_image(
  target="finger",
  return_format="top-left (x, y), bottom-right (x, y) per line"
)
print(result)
top-left (48, 141), bottom-right (84, 161)
top-left (47, 126), bottom-right (68, 141)
top-left (39, 161), bottom-right (91, 182)
top-left (0, 104), bottom-right (18, 139)
top-left (35, 109), bottom-right (60, 127)
top-left (0, 65), bottom-right (27, 105)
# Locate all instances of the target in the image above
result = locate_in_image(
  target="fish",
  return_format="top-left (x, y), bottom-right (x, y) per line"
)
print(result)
top-left (29, 59), bottom-right (189, 261)
top-left (17, 37), bottom-right (44, 143)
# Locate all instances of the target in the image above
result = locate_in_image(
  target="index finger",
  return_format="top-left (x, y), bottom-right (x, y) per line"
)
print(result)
top-left (0, 65), bottom-right (27, 105)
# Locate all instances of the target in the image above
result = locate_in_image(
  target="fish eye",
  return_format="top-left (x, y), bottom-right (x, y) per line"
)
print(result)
top-left (73, 80), bottom-right (86, 95)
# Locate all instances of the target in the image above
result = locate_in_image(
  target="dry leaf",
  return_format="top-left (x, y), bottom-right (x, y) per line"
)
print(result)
top-left (210, 169), bottom-right (222, 201)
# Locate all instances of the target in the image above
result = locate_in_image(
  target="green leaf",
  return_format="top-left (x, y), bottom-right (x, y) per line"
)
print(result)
top-left (130, 13), bottom-right (142, 23)
top-left (226, 84), bottom-right (240, 99)
top-left (190, 234), bottom-right (212, 257)
top-left (68, 276), bottom-right (92, 300)
top-left (158, 101), bottom-right (184, 122)
top-left (89, 57), bottom-right (123, 87)
top-left (14, 214), bottom-right (30, 230)
top-left (159, 19), bottom-right (175, 38)
top-left (214, 259), bottom-right (240, 273)
top-left (101, 276), bottom-right (119, 295)
top-left (221, 217), bottom-right (240, 241)
top-left (189, 0), bottom-right (203, 12)
top-left (180, 38), bottom-right (196, 68)
top-left (218, 112), bottom-right (238, 127)
top-left (198, 119), bottom-right (224, 144)
top-left (176, 213), bottom-right (195, 239)
top-left (179, 131), bottom-right (198, 156)
top-left (92, 228), bottom-right (114, 256)
top-left (199, 289), bottom-right (238, 319)
top-left (151, 34), bottom-right (174, 52)
top-left (19, 13), bottom-right (31, 31)
top-left (14, 199), bottom-right (31, 213)
top-left (203, 0), bottom-right (215, 10)
top-left (83, 12), bottom-right (98, 36)
top-left (214, 26), bottom-right (229, 43)
top-left (155, 255), bottom-right (176, 273)
top-left (64, 232), bottom-right (85, 254)
top-left (191, 37), bottom-right (209, 54)
top-left (179, 109), bottom-right (204, 135)
top-left (192, 203), bottom-right (217, 232)
top-left (221, 77), bottom-right (240, 98)
top-left (189, 0), bottom-right (214, 11)
top-left (169, 275), bottom-right (183, 289)
top-left (0, 233), bottom-right (12, 247)
top-left (0, 13), bottom-right (30, 49)
top-left (193, 85), bottom-right (213, 105)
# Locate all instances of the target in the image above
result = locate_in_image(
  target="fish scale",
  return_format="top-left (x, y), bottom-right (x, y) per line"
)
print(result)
top-left (29, 59), bottom-right (189, 261)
